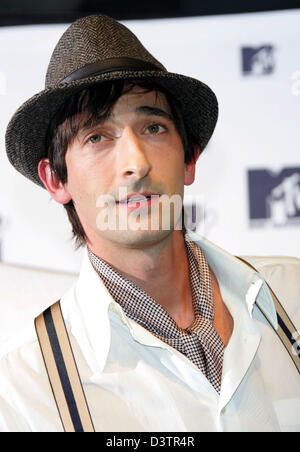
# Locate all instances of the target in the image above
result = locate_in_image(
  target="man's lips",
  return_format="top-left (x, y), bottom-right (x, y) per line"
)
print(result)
top-left (117, 193), bottom-right (161, 203)
top-left (116, 193), bottom-right (161, 209)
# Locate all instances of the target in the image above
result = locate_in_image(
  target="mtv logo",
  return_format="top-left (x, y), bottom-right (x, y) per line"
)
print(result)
top-left (248, 168), bottom-right (300, 226)
top-left (242, 46), bottom-right (275, 75)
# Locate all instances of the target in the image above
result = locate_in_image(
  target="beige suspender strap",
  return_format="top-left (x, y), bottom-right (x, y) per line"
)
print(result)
top-left (237, 257), bottom-right (300, 374)
top-left (35, 301), bottom-right (95, 432)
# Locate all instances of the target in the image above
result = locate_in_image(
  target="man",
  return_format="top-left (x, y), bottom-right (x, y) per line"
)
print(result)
top-left (1, 14), bottom-right (300, 432)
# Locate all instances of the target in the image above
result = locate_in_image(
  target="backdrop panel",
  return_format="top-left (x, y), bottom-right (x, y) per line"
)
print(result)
top-left (0, 9), bottom-right (299, 273)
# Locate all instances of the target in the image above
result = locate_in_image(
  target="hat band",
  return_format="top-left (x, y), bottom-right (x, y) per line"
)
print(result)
top-left (60, 57), bottom-right (162, 84)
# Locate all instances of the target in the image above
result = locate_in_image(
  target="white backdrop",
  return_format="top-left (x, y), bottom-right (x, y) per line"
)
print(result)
top-left (0, 9), bottom-right (300, 273)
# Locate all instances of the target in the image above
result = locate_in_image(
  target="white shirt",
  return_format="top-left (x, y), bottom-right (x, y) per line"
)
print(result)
top-left (0, 230), bottom-right (299, 432)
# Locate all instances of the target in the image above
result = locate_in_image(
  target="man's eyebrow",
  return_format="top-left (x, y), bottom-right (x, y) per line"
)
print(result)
top-left (135, 106), bottom-right (174, 121)
top-left (78, 106), bottom-right (174, 136)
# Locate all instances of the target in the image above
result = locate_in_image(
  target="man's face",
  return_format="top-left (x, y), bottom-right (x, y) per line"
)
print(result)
top-left (63, 85), bottom-right (197, 249)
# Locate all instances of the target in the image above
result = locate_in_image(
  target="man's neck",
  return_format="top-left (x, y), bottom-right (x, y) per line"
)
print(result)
top-left (88, 229), bottom-right (195, 328)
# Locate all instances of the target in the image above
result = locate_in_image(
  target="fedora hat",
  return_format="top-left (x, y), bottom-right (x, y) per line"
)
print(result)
top-left (5, 14), bottom-right (218, 187)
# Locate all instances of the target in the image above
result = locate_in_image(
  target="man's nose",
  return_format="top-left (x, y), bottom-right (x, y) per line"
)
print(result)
top-left (118, 127), bottom-right (152, 181)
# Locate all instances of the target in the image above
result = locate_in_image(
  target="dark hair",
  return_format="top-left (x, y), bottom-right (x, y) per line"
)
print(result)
top-left (46, 79), bottom-right (197, 247)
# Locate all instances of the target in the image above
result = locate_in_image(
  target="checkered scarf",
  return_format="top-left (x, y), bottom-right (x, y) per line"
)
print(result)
top-left (88, 234), bottom-right (224, 393)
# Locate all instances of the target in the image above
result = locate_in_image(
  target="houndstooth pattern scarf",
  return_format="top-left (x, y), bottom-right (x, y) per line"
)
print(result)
top-left (88, 234), bottom-right (224, 393)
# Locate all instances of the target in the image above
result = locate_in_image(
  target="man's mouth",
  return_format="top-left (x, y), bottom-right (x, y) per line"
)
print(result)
top-left (117, 193), bottom-right (161, 209)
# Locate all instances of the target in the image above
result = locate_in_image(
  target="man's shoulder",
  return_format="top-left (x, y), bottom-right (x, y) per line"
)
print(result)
top-left (241, 255), bottom-right (300, 323)
top-left (0, 284), bottom-right (78, 361)
top-left (188, 231), bottom-right (300, 321)
top-left (241, 255), bottom-right (300, 288)
top-left (242, 255), bottom-right (300, 270)
top-left (0, 321), bottom-right (38, 362)
top-left (0, 261), bottom-right (78, 346)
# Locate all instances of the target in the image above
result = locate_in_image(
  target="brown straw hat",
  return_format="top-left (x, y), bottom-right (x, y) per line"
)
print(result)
top-left (5, 14), bottom-right (218, 187)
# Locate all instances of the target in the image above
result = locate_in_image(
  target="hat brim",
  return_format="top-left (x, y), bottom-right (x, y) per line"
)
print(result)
top-left (5, 70), bottom-right (218, 187)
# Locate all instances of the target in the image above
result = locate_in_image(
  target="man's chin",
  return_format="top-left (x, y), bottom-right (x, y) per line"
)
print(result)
top-left (94, 204), bottom-right (184, 248)
top-left (99, 227), bottom-right (175, 249)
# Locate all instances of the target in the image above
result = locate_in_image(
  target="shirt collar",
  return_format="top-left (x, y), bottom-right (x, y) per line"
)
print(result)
top-left (70, 250), bottom-right (126, 374)
top-left (69, 229), bottom-right (278, 374)
top-left (87, 236), bottom-right (215, 336)
top-left (186, 230), bottom-right (278, 329)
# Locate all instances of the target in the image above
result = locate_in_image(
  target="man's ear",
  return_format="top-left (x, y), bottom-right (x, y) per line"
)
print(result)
top-left (184, 146), bottom-right (201, 186)
top-left (38, 158), bottom-right (72, 204)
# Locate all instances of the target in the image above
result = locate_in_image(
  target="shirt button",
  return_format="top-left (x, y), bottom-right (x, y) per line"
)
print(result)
top-left (221, 407), bottom-right (226, 414)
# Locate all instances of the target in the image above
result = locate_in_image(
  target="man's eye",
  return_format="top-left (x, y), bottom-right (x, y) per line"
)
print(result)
top-left (88, 134), bottom-right (107, 144)
top-left (145, 124), bottom-right (166, 135)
